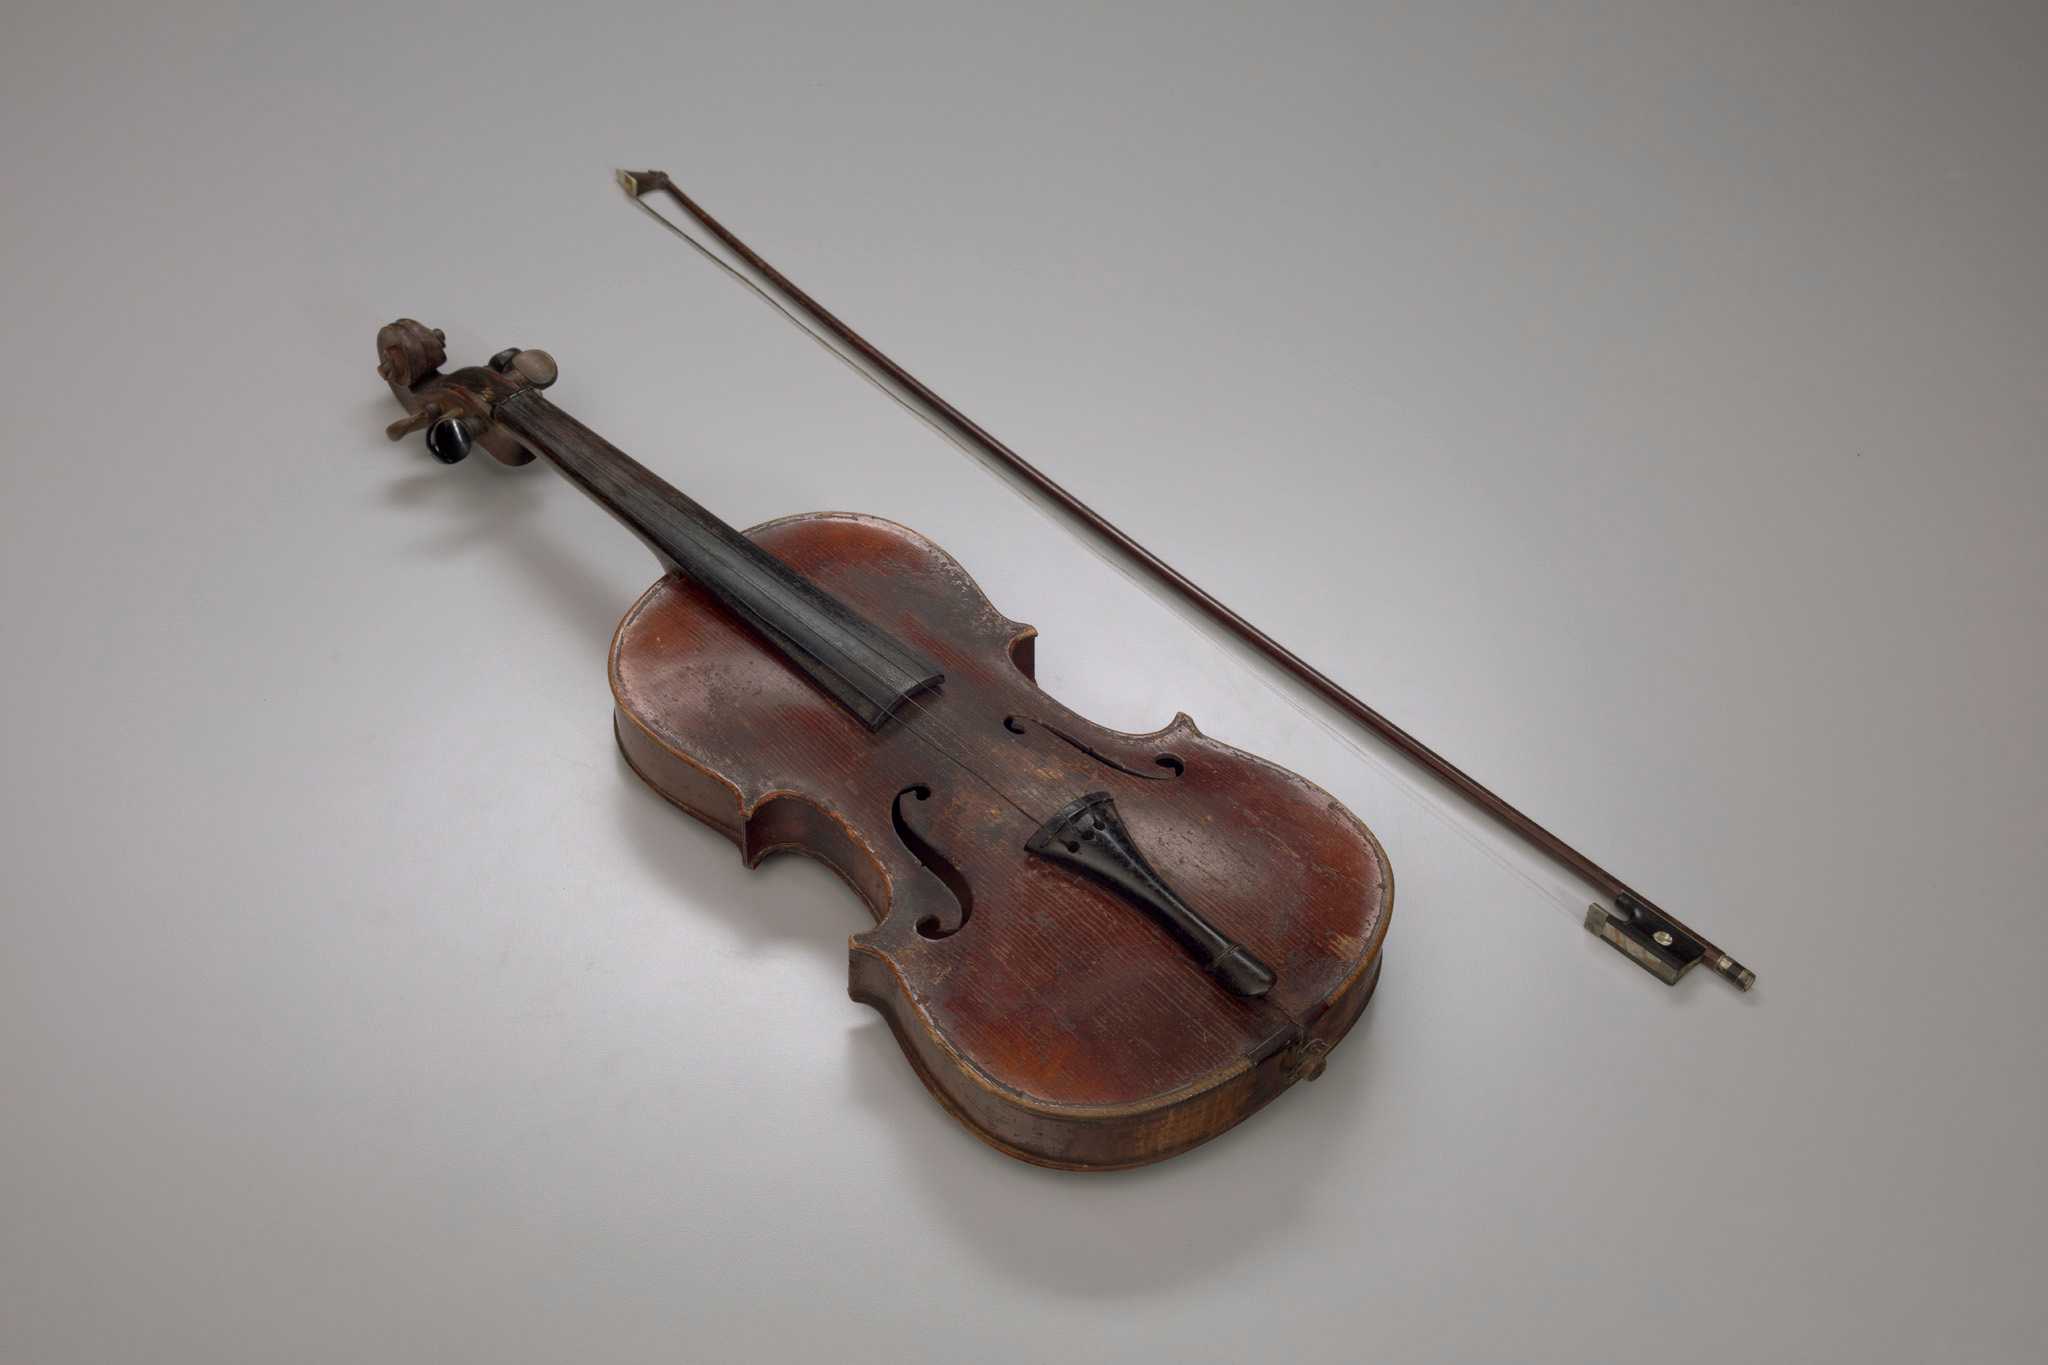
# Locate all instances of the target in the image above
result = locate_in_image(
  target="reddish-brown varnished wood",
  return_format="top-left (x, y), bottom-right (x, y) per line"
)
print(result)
top-left (611, 512), bottom-right (1392, 1170)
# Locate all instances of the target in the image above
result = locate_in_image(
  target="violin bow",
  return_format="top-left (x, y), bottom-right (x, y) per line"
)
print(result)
top-left (615, 168), bottom-right (1756, 994)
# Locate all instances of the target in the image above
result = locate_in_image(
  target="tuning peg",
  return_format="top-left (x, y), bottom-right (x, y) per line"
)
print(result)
top-left (425, 415), bottom-right (474, 464)
top-left (385, 403), bottom-right (475, 463)
top-left (488, 347), bottom-right (558, 389)
top-left (384, 406), bottom-right (434, 442)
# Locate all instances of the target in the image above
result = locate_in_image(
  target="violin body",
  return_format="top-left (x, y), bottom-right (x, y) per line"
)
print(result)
top-left (611, 511), bottom-right (1393, 1169)
top-left (373, 317), bottom-right (1393, 1170)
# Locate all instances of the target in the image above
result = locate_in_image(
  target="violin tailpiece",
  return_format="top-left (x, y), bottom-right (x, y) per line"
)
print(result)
top-left (1025, 791), bottom-right (1277, 998)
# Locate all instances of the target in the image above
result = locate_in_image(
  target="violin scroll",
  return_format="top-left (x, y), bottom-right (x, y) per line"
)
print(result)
top-left (374, 318), bottom-right (542, 467)
top-left (375, 318), bottom-right (447, 388)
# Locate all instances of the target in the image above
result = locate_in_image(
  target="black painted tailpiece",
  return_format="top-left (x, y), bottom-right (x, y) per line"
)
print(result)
top-left (1026, 791), bottom-right (1276, 998)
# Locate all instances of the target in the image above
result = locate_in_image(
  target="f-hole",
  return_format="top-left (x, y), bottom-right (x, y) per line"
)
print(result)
top-left (1003, 715), bottom-right (1187, 781)
top-left (891, 785), bottom-right (973, 939)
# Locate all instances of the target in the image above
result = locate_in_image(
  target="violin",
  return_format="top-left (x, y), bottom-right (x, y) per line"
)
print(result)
top-left (377, 319), bottom-right (1391, 1170)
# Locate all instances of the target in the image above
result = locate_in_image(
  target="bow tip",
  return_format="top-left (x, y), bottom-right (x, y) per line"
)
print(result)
top-left (615, 168), bottom-right (669, 198)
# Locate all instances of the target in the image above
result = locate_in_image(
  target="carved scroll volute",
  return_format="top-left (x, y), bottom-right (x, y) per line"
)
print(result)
top-left (375, 318), bottom-right (539, 467)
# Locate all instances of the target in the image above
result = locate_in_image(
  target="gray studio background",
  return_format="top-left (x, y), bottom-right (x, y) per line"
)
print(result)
top-left (3, 3), bottom-right (2043, 1362)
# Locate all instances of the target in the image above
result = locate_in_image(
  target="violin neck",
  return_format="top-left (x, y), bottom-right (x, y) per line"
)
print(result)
top-left (489, 389), bottom-right (942, 729)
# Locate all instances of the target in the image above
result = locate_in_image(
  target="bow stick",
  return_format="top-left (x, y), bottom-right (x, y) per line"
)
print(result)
top-left (615, 168), bottom-right (1756, 994)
